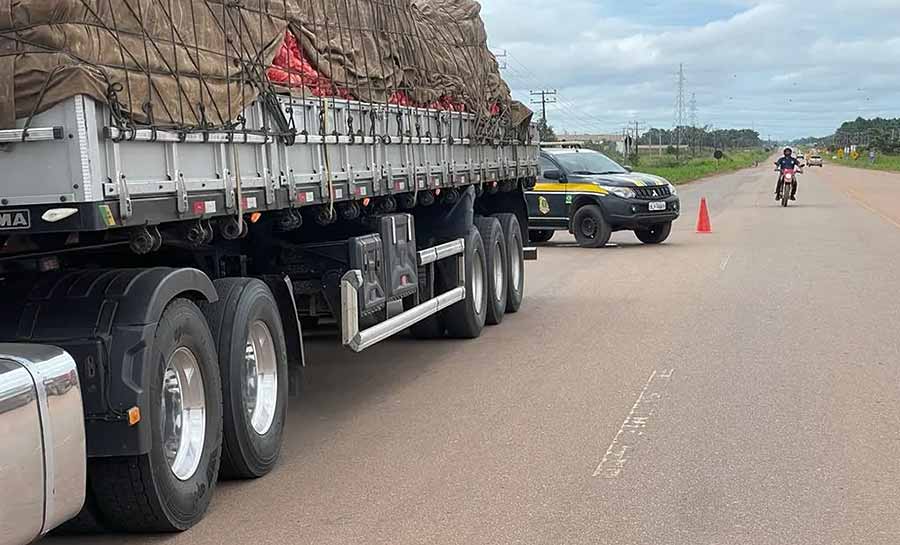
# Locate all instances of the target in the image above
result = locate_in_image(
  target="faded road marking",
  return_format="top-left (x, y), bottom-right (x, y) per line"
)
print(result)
top-left (845, 188), bottom-right (900, 231)
top-left (720, 253), bottom-right (733, 272)
top-left (593, 369), bottom-right (675, 479)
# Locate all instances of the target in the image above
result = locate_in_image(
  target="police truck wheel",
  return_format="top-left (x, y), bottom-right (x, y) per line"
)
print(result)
top-left (88, 298), bottom-right (223, 532)
top-left (634, 222), bottom-right (672, 244)
top-left (529, 229), bottom-right (554, 243)
top-left (443, 227), bottom-right (488, 338)
top-left (573, 205), bottom-right (612, 248)
top-left (493, 213), bottom-right (525, 313)
top-left (203, 279), bottom-right (289, 479)
top-left (476, 217), bottom-right (508, 326)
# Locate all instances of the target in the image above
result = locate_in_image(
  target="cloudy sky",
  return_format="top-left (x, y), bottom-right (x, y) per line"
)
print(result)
top-left (479, 0), bottom-right (900, 140)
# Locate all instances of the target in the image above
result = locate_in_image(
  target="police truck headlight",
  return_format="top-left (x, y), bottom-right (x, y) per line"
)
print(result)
top-left (601, 186), bottom-right (636, 199)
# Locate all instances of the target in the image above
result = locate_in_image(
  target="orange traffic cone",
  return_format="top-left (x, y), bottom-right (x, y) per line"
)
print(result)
top-left (696, 198), bottom-right (712, 233)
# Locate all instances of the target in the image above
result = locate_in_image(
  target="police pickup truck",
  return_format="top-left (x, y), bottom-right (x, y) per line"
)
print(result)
top-left (527, 148), bottom-right (680, 247)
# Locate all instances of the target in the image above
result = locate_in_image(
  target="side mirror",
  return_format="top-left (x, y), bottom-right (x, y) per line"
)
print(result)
top-left (543, 169), bottom-right (562, 181)
top-left (623, 165), bottom-right (634, 173)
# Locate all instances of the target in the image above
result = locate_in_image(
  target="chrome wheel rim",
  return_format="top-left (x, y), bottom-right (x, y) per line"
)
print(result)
top-left (511, 236), bottom-right (522, 292)
top-left (472, 248), bottom-right (485, 315)
top-left (492, 240), bottom-right (504, 303)
top-left (244, 320), bottom-right (278, 435)
top-left (161, 347), bottom-right (206, 481)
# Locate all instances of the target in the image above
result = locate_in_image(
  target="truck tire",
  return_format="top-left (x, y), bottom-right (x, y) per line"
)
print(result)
top-left (572, 205), bottom-right (612, 248)
top-left (442, 227), bottom-right (488, 339)
top-left (203, 279), bottom-right (289, 479)
top-left (89, 298), bottom-right (223, 532)
top-left (529, 229), bottom-right (554, 243)
top-left (494, 213), bottom-right (525, 314)
top-left (634, 222), bottom-right (672, 244)
top-left (410, 266), bottom-right (449, 339)
top-left (55, 485), bottom-right (106, 534)
top-left (476, 217), bottom-right (508, 326)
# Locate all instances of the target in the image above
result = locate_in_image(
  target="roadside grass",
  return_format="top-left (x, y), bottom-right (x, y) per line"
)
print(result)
top-left (829, 154), bottom-right (900, 173)
top-left (633, 150), bottom-right (770, 184)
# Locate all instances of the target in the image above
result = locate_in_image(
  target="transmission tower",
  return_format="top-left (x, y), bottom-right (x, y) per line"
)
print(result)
top-left (689, 92), bottom-right (698, 128)
top-left (689, 92), bottom-right (698, 153)
top-left (674, 64), bottom-right (686, 158)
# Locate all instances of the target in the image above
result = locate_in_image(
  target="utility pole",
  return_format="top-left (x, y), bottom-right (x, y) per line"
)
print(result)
top-left (493, 49), bottom-right (508, 70)
top-left (530, 89), bottom-right (557, 123)
top-left (633, 120), bottom-right (644, 158)
top-left (674, 63), bottom-right (687, 160)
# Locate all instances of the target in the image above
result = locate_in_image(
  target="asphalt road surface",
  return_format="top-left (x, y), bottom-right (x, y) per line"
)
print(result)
top-left (49, 162), bottom-right (900, 545)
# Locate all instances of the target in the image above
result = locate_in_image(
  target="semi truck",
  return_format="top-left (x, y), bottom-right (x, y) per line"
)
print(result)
top-left (0, 2), bottom-right (538, 540)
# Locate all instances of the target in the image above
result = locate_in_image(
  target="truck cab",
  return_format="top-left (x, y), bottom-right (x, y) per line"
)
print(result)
top-left (526, 148), bottom-right (680, 247)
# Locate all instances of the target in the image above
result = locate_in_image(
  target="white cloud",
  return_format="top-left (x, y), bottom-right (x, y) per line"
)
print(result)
top-left (481, 0), bottom-right (900, 138)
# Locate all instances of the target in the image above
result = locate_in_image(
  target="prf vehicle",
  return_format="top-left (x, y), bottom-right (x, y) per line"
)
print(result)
top-left (526, 148), bottom-right (680, 247)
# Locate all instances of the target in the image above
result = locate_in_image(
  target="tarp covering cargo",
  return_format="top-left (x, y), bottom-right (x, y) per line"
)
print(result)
top-left (0, 0), bottom-right (531, 139)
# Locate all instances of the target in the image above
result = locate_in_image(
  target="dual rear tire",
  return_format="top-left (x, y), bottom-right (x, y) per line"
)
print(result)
top-left (85, 281), bottom-right (289, 533)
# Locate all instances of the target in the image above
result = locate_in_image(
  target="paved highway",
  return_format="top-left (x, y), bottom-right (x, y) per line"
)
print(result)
top-left (50, 162), bottom-right (900, 544)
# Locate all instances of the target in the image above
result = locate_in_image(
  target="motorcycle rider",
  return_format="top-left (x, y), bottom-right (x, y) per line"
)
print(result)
top-left (774, 147), bottom-right (804, 201)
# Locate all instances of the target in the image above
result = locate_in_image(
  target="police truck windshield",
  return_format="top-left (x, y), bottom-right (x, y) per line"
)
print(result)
top-left (551, 151), bottom-right (628, 176)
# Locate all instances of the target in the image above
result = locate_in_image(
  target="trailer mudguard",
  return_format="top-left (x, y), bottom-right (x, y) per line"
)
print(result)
top-left (0, 267), bottom-right (216, 457)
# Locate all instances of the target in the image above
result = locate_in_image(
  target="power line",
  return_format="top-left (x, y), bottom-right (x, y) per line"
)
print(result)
top-left (502, 66), bottom-right (593, 131)
top-left (504, 53), bottom-right (618, 133)
top-left (530, 89), bottom-right (557, 123)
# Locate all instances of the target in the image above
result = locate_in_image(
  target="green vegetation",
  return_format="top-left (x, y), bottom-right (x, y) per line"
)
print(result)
top-left (633, 150), bottom-right (770, 184)
top-left (830, 153), bottom-right (900, 173)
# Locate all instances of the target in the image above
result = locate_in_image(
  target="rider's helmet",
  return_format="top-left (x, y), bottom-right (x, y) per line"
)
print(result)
top-left (784, 147), bottom-right (793, 157)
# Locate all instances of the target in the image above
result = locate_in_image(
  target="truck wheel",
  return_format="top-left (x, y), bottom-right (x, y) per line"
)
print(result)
top-left (409, 314), bottom-right (445, 339)
top-left (572, 205), bottom-right (612, 248)
top-left (493, 213), bottom-right (525, 313)
top-left (203, 279), bottom-right (289, 479)
top-left (476, 217), bottom-right (508, 326)
top-left (635, 222), bottom-right (672, 244)
top-left (529, 229), bottom-right (554, 243)
top-left (442, 227), bottom-right (488, 339)
top-left (89, 298), bottom-right (223, 532)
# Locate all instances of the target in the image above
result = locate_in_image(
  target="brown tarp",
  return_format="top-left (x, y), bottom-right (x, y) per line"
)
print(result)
top-left (0, 0), bottom-right (530, 135)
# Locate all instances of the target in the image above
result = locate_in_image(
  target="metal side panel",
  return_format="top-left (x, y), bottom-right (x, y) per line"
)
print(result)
top-left (0, 97), bottom-right (91, 206)
top-left (0, 94), bottom-right (538, 231)
top-left (0, 344), bottom-right (86, 538)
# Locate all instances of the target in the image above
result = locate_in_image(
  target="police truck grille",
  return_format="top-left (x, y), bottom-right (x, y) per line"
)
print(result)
top-left (633, 186), bottom-right (672, 199)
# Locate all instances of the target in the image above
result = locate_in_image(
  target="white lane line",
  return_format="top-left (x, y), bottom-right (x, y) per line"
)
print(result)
top-left (593, 368), bottom-right (675, 479)
top-left (720, 252), bottom-right (733, 272)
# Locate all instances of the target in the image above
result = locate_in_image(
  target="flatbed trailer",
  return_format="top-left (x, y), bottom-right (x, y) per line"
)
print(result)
top-left (0, 92), bottom-right (538, 539)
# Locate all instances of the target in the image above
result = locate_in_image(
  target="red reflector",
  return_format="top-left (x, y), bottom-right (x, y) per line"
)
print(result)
top-left (192, 201), bottom-right (205, 215)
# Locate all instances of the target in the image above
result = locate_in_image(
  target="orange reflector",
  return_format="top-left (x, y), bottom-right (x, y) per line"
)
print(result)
top-left (362, 198), bottom-right (371, 207)
top-left (249, 212), bottom-right (262, 224)
top-left (128, 407), bottom-right (141, 426)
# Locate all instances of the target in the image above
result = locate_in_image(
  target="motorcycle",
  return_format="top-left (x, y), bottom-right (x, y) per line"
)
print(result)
top-left (776, 167), bottom-right (801, 207)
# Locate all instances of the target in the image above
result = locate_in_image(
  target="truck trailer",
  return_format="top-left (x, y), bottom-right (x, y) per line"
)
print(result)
top-left (0, 1), bottom-right (538, 540)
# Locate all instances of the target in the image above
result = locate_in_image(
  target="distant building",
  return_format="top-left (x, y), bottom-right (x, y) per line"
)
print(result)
top-left (558, 133), bottom-right (627, 154)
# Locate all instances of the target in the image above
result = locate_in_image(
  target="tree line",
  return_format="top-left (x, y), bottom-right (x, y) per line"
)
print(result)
top-left (639, 127), bottom-right (763, 151)
top-left (794, 117), bottom-right (900, 154)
